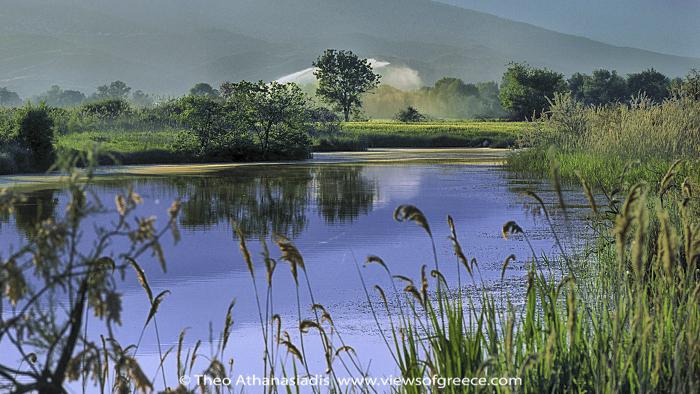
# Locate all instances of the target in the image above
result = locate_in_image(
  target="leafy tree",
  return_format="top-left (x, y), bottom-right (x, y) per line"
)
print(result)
top-left (177, 95), bottom-right (246, 155)
top-left (38, 85), bottom-right (86, 107)
top-left (582, 69), bottom-right (628, 105)
top-left (189, 82), bottom-right (220, 98)
top-left (627, 68), bottom-right (670, 102)
top-left (131, 90), bottom-right (154, 107)
top-left (395, 106), bottom-right (425, 122)
top-left (221, 81), bottom-right (311, 159)
top-left (81, 99), bottom-right (131, 118)
top-left (313, 49), bottom-right (381, 121)
top-left (92, 80), bottom-right (131, 100)
top-left (499, 62), bottom-right (566, 120)
top-left (306, 106), bottom-right (341, 135)
top-left (677, 69), bottom-right (700, 100)
top-left (0, 87), bottom-right (22, 107)
top-left (13, 105), bottom-right (55, 169)
top-left (432, 77), bottom-right (479, 98)
top-left (567, 73), bottom-right (588, 102)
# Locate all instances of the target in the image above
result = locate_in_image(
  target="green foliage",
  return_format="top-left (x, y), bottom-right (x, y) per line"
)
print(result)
top-left (92, 80), bottom-right (131, 100)
top-left (13, 105), bottom-right (56, 170)
top-left (568, 69), bottom-right (629, 106)
top-left (221, 80), bottom-right (312, 159)
top-left (81, 98), bottom-right (131, 118)
top-left (36, 85), bottom-right (86, 107)
top-left (317, 120), bottom-right (524, 150)
top-left (509, 92), bottom-right (700, 187)
top-left (364, 80), bottom-right (506, 119)
top-left (176, 94), bottom-right (252, 160)
top-left (394, 106), bottom-right (425, 122)
top-left (313, 49), bottom-right (381, 121)
top-left (189, 82), bottom-right (220, 98)
top-left (627, 68), bottom-right (670, 102)
top-left (0, 87), bottom-right (22, 107)
top-left (675, 69), bottom-right (700, 100)
top-left (130, 90), bottom-right (153, 108)
top-left (499, 62), bottom-right (566, 120)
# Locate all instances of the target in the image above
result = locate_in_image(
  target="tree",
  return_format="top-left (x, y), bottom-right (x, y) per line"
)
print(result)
top-left (221, 81), bottom-right (311, 159)
top-left (582, 69), bottom-right (628, 105)
top-left (177, 95), bottom-right (245, 155)
top-left (14, 105), bottom-right (55, 170)
top-left (81, 99), bottom-right (131, 118)
top-left (131, 90), bottom-right (154, 107)
top-left (0, 87), bottom-right (22, 107)
top-left (627, 68), bottom-right (670, 102)
top-left (499, 62), bottom-right (566, 120)
top-left (395, 106), bottom-right (425, 122)
top-left (677, 69), bottom-right (700, 100)
top-left (38, 85), bottom-right (85, 107)
top-left (93, 81), bottom-right (131, 100)
top-left (189, 82), bottom-right (220, 98)
top-left (313, 49), bottom-right (381, 121)
top-left (567, 73), bottom-right (588, 102)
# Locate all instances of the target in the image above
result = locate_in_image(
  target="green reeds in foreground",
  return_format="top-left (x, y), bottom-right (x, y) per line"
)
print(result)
top-left (349, 171), bottom-right (699, 393)
top-left (1, 150), bottom-right (698, 393)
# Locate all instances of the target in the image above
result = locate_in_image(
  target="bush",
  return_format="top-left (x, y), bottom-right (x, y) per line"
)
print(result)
top-left (0, 143), bottom-right (33, 175)
top-left (394, 106), bottom-right (425, 122)
top-left (81, 98), bottom-right (131, 118)
top-left (14, 105), bottom-right (55, 170)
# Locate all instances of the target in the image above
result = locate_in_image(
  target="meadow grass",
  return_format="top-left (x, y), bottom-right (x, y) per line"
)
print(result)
top-left (507, 94), bottom-right (700, 187)
top-left (55, 130), bottom-right (187, 165)
top-left (55, 121), bottom-right (525, 162)
top-left (314, 120), bottom-right (525, 151)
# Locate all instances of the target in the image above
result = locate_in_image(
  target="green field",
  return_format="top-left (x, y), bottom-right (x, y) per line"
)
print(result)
top-left (314, 120), bottom-right (525, 151)
top-left (54, 121), bottom-right (525, 165)
top-left (56, 130), bottom-right (184, 164)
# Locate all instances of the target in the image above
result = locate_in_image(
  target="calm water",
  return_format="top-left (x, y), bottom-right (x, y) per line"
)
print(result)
top-left (0, 149), bottom-right (584, 387)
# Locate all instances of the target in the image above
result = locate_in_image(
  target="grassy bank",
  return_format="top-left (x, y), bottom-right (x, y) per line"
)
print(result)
top-left (55, 130), bottom-right (187, 165)
top-left (507, 94), bottom-right (700, 187)
top-left (51, 120), bottom-right (525, 166)
top-left (313, 120), bottom-right (525, 151)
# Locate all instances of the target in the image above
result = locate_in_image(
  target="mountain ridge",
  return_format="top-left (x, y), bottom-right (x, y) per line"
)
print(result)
top-left (1, 0), bottom-right (698, 96)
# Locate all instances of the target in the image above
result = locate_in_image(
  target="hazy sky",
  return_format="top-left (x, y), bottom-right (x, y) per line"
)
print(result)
top-left (438, 0), bottom-right (700, 58)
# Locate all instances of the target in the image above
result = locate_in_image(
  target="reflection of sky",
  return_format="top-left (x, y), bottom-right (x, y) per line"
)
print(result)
top-left (0, 162), bottom-right (586, 389)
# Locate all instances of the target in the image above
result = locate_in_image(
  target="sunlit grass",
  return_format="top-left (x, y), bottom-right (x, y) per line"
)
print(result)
top-left (315, 120), bottom-right (526, 150)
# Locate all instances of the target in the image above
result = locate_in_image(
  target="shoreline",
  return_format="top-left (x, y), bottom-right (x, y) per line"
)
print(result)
top-left (0, 148), bottom-right (511, 190)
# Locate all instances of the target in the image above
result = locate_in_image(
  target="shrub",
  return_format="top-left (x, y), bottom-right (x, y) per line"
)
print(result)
top-left (14, 105), bottom-right (56, 170)
top-left (81, 98), bottom-right (131, 118)
top-left (394, 106), bottom-right (425, 122)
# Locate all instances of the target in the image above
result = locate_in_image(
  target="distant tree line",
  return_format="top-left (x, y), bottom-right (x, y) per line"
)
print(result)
top-left (499, 63), bottom-right (700, 119)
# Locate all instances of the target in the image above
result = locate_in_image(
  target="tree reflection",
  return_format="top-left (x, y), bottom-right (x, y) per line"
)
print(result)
top-left (314, 166), bottom-right (376, 224)
top-left (1, 165), bottom-right (378, 240)
top-left (1, 189), bottom-right (58, 237)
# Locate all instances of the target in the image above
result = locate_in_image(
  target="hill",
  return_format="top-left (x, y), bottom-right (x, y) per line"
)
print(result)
top-left (1, 0), bottom-right (698, 96)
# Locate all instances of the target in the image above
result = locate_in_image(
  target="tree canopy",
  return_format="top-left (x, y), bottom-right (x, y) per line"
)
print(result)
top-left (313, 49), bottom-right (381, 121)
top-left (499, 62), bottom-right (566, 120)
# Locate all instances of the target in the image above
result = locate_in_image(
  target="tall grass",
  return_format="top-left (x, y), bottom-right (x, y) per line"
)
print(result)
top-left (508, 94), bottom-right (700, 187)
top-left (314, 120), bottom-right (525, 151)
top-left (2, 153), bottom-right (698, 392)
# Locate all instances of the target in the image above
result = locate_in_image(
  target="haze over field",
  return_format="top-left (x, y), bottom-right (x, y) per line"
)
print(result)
top-left (1, 0), bottom-right (699, 96)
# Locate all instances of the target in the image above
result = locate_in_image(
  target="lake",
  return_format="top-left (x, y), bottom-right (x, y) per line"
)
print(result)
top-left (0, 149), bottom-right (585, 389)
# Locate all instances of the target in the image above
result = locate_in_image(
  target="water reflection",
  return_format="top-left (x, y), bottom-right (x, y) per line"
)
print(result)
top-left (1, 165), bottom-right (378, 239)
